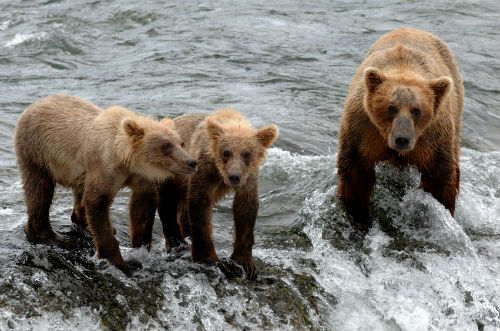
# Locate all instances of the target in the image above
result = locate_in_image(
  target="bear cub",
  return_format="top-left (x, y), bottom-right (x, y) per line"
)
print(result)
top-left (337, 28), bottom-right (464, 230)
top-left (150, 109), bottom-right (278, 279)
top-left (14, 94), bottom-right (196, 272)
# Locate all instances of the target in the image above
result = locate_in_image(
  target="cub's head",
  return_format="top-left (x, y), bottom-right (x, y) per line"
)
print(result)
top-left (363, 67), bottom-right (452, 152)
top-left (122, 116), bottom-right (196, 180)
top-left (205, 109), bottom-right (278, 187)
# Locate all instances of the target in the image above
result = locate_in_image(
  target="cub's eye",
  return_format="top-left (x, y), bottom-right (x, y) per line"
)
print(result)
top-left (223, 150), bottom-right (231, 158)
top-left (181, 142), bottom-right (185, 148)
top-left (387, 106), bottom-right (398, 115)
top-left (411, 108), bottom-right (421, 120)
top-left (243, 152), bottom-right (251, 160)
top-left (163, 143), bottom-right (170, 151)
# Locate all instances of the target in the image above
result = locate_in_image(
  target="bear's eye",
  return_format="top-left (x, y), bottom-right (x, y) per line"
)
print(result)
top-left (387, 105), bottom-right (398, 115)
top-left (223, 150), bottom-right (231, 158)
top-left (243, 152), bottom-right (251, 160)
top-left (411, 108), bottom-right (421, 120)
top-left (163, 143), bottom-right (170, 152)
top-left (181, 142), bottom-right (185, 148)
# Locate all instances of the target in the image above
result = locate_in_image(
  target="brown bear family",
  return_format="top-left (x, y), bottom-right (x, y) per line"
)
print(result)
top-left (337, 27), bottom-right (463, 230)
top-left (14, 27), bottom-right (463, 277)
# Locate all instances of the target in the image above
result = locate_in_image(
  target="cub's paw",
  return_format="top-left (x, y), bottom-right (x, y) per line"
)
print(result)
top-left (25, 229), bottom-right (79, 249)
top-left (217, 258), bottom-right (245, 279)
top-left (109, 258), bottom-right (142, 277)
top-left (122, 259), bottom-right (143, 277)
top-left (230, 255), bottom-right (258, 280)
top-left (166, 237), bottom-right (188, 253)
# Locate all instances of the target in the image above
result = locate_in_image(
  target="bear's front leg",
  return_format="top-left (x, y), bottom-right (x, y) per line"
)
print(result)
top-left (188, 190), bottom-right (218, 264)
top-left (231, 180), bottom-right (259, 279)
top-left (420, 160), bottom-right (460, 216)
top-left (84, 180), bottom-right (127, 271)
top-left (129, 182), bottom-right (157, 250)
top-left (157, 179), bottom-right (187, 252)
top-left (337, 148), bottom-right (376, 231)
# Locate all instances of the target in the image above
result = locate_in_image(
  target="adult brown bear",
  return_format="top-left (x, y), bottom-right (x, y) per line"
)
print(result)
top-left (337, 28), bottom-right (464, 230)
top-left (14, 94), bottom-right (196, 272)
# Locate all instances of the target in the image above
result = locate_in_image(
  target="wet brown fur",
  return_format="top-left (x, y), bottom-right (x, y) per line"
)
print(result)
top-left (148, 109), bottom-right (278, 279)
top-left (14, 94), bottom-right (195, 271)
top-left (337, 28), bottom-right (464, 229)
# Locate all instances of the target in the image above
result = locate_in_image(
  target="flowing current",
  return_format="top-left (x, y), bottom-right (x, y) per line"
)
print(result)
top-left (0, 1), bottom-right (499, 330)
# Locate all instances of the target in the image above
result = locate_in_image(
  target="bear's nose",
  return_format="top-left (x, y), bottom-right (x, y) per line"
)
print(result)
top-left (395, 135), bottom-right (410, 149)
top-left (186, 159), bottom-right (197, 169)
top-left (228, 172), bottom-right (241, 185)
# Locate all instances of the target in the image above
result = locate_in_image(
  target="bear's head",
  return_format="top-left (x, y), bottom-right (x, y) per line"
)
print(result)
top-left (122, 116), bottom-right (196, 180)
top-left (363, 67), bottom-right (452, 152)
top-left (205, 109), bottom-right (278, 187)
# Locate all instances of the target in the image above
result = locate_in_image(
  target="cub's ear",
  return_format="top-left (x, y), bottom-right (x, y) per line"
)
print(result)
top-left (256, 125), bottom-right (279, 148)
top-left (160, 117), bottom-right (175, 128)
top-left (429, 76), bottom-right (452, 113)
top-left (364, 67), bottom-right (386, 93)
top-left (206, 118), bottom-right (224, 141)
top-left (123, 118), bottom-right (145, 141)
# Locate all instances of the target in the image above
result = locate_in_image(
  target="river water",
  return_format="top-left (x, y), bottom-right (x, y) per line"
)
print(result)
top-left (0, 1), bottom-right (499, 330)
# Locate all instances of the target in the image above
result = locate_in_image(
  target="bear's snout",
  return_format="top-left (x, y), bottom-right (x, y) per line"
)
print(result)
top-left (186, 159), bottom-right (197, 170)
top-left (389, 115), bottom-right (415, 152)
top-left (228, 172), bottom-right (241, 186)
top-left (395, 134), bottom-right (411, 150)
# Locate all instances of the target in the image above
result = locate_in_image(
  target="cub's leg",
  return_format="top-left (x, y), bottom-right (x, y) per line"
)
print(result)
top-left (129, 180), bottom-right (157, 249)
top-left (337, 147), bottom-right (376, 231)
top-left (231, 173), bottom-right (259, 279)
top-left (188, 176), bottom-right (218, 263)
top-left (20, 162), bottom-right (58, 242)
top-left (71, 186), bottom-right (87, 229)
top-left (178, 201), bottom-right (191, 238)
top-left (84, 175), bottom-right (126, 270)
top-left (157, 179), bottom-right (186, 252)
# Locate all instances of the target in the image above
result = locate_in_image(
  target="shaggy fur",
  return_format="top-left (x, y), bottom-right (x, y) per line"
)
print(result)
top-left (337, 28), bottom-right (464, 230)
top-left (14, 94), bottom-right (196, 271)
top-left (137, 109), bottom-right (278, 279)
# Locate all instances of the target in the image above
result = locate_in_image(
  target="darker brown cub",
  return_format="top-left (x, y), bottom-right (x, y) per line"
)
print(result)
top-left (148, 109), bottom-right (278, 279)
top-left (337, 28), bottom-right (464, 230)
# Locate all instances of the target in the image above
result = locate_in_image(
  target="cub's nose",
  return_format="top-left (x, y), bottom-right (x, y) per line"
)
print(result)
top-left (395, 135), bottom-right (410, 150)
top-left (228, 172), bottom-right (241, 185)
top-left (186, 159), bottom-right (197, 169)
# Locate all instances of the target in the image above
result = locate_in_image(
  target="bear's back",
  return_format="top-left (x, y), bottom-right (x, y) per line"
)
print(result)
top-left (14, 94), bottom-right (103, 185)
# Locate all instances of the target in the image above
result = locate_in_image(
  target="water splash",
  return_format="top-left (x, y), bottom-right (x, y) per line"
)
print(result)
top-left (4, 32), bottom-right (48, 48)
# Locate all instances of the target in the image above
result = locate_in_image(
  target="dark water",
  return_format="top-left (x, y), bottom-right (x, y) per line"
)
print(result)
top-left (1, 1), bottom-right (499, 330)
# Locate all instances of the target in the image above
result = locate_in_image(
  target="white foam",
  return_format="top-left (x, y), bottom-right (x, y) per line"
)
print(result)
top-left (0, 207), bottom-right (14, 215)
top-left (262, 147), bottom-right (336, 180)
top-left (0, 308), bottom-right (100, 331)
top-left (298, 147), bottom-right (500, 330)
top-left (4, 32), bottom-right (48, 48)
top-left (0, 20), bottom-right (10, 31)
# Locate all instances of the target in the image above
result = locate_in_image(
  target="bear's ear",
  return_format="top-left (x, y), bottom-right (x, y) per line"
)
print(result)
top-left (256, 125), bottom-right (279, 148)
top-left (160, 117), bottom-right (175, 128)
top-left (364, 67), bottom-right (386, 93)
top-left (206, 118), bottom-right (224, 141)
top-left (429, 76), bottom-right (452, 112)
top-left (123, 118), bottom-right (145, 141)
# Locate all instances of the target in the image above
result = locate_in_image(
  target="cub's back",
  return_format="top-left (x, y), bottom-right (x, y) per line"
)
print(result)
top-left (14, 94), bottom-right (103, 185)
top-left (172, 113), bottom-right (207, 150)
